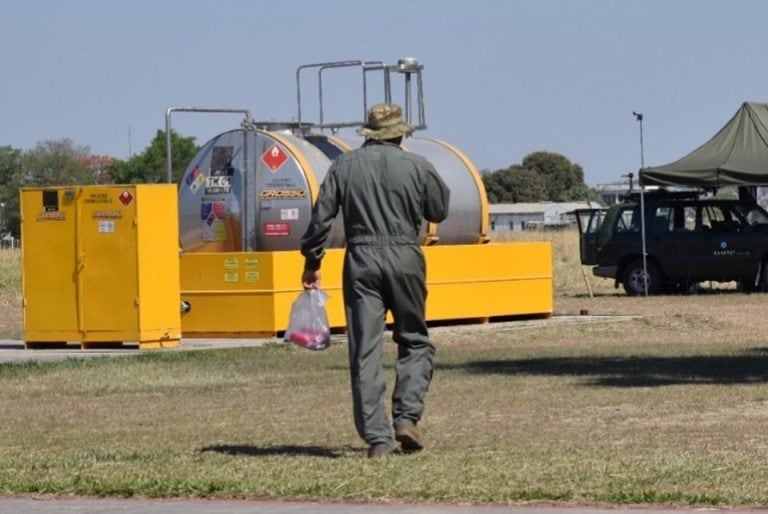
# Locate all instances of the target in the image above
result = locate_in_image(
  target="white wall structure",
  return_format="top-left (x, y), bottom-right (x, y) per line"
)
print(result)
top-left (489, 202), bottom-right (594, 233)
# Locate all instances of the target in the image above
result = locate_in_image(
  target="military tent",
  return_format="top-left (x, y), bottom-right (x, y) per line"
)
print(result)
top-left (640, 102), bottom-right (768, 187)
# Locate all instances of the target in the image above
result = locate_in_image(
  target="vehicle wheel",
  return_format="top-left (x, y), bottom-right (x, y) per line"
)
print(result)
top-left (738, 279), bottom-right (758, 294)
top-left (622, 259), bottom-right (662, 296)
top-left (761, 261), bottom-right (768, 292)
top-left (663, 281), bottom-right (686, 294)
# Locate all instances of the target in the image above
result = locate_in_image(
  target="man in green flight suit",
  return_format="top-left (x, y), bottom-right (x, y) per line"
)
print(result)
top-left (300, 103), bottom-right (450, 458)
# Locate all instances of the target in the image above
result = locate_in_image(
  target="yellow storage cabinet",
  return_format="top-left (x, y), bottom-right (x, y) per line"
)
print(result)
top-left (21, 185), bottom-right (181, 349)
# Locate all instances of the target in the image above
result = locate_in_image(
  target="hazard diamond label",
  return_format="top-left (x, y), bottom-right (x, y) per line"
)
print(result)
top-left (262, 144), bottom-right (289, 172)
top-left (118, 189), bottom-right (134, 206)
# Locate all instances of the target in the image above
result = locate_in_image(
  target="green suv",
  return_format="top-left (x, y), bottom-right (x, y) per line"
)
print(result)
top-left (576, 191), bottom-right (768, 295)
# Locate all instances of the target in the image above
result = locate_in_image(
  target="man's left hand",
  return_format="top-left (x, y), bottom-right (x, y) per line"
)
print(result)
top-left (302, 269), bottom-right (322, 290)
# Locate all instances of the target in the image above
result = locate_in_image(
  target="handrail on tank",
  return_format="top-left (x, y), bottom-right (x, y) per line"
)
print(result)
top-left (164, 107), bottom-right (255, 183)
top-left (388, 58), bottom-right (426, 130)
top-left (296, 58), bottom-right (427, 135)
top-left (317, 61), bottom-right (387, 129)
top-left (165, 107), bottom-right (255, 252)
top-left (296, 60), bottom-right (365, 133)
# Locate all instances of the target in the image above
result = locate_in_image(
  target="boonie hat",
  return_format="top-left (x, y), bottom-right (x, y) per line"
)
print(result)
top-left (357, 103), bottom-right (413, 140)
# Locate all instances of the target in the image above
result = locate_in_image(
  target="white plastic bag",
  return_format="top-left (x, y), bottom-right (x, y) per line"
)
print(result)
top-left (284, 289), bottom-right (331, 351)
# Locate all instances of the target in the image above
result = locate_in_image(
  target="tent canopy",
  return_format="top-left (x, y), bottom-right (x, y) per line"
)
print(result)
top-left (640, 102), bottom-right (768, 187)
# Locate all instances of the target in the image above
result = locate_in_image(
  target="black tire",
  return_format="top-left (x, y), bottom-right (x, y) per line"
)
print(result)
top-left (738, 279), bottom-right (758, 294)
top-left (741, 261), bottom-right (768, 293)
top-left (622, 259), bottom-right (662, 296)
top-left (761, 261), bottom-right (768, 292)
top-left (666, 280), bottom-right (701, 295)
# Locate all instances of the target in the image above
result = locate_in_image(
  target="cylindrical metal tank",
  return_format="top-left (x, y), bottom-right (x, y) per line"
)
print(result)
top-left (178, 128), bottom-right (488, 252)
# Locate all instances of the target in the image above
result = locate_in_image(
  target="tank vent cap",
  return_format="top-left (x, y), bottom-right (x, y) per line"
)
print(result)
top-left (397, 57), bottom-right (422, 72)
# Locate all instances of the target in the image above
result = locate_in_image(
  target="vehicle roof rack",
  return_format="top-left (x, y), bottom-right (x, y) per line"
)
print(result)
top-left (619, 189), bottom-right (706, 202)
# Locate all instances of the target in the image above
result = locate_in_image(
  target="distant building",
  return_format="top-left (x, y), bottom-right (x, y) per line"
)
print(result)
top-left (594, 180), bottom-right (633, 205)
top-left (0, 233), bottom-right (18, 249)
top-left (489, 202), bottom-right (594, 232)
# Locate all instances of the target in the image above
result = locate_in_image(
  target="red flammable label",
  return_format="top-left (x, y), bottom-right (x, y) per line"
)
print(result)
top-left (119, 190), bottom-right (134, 205)
top-left (262, 144), bottom-right (289, 172)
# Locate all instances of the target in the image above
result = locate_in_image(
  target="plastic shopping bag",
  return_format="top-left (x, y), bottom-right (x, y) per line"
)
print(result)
top-left (284, 289), bottom-right (332, 351)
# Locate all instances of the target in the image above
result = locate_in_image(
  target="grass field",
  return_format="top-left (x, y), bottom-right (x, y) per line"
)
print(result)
top-left (2, 233), bottom-right (768, 507)
top-left (0, 250), bottom-right (21, 339)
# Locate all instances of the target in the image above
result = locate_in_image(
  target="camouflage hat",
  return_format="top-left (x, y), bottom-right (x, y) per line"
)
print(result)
top-left (356, 103), bottom-right (413, 140)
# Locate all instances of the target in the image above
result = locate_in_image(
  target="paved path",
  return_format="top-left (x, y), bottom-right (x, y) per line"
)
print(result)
top-left (0, 338), bottom-right (275, 363)
top-left (0, 498), bottom-right (764, 513)
top-left (0, 315), bottom-right (638, 364)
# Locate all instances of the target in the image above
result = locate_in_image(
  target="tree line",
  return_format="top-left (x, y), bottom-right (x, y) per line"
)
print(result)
top-left (481, 151), bottom-right (598, 204)
top-left (0, 134), bottom-right (597, 239)
top-left (0, 131), bottom-right (198, 238)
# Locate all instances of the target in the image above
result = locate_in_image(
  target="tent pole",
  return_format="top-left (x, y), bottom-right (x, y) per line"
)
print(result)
top-left (634, 111), bottom-right (648, 296)
top-left (640, 182), bottom-right (648, 296)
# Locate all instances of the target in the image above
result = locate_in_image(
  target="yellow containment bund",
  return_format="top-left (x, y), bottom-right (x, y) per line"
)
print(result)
top-left (21, 185), bottom-right (182, 349)
top-left (179, 242), bottom-right (552, 338)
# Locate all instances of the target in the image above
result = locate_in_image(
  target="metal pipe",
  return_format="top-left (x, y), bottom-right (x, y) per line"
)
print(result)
top-left (299, 60), bottom-right (392, 131)
top-left (164, 107), bottom-right (254, 183)
top-left (241, 126), bottom-right (249, 250)
top-left (361, 61), bottom-right (386, 118)
top-left (404, 72), bottom-right (412, 124)
top-left (416, 71), bottom-right (426, 129)
top-left (296, 60), bottom-right (361, 128)
top-left (165, 107), bottom-right (255, 251)
top-left (387, 58), bottom-right (427, 132)
top-left (383, 67), bottom-right (392, 104)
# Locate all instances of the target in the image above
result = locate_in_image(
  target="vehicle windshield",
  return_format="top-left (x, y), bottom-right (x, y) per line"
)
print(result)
top-left (734, 203), bottom-right (768, 227)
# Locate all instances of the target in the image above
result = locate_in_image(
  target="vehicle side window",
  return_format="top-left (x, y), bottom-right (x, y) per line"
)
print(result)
top-left (701, 205), bottom-right (725, 231)
top-left (683, 206), bottom-right (696, 231)
top-left (719, 205), bottom-right (743, 232)
top-left (736, 204), bottom-right (768, 228)
top-left (652, 206), bottom-right (672, 233)
top-left (705, 205), bottom-right (741, 232)
top-left (615, 208), bottom-right (638, 233)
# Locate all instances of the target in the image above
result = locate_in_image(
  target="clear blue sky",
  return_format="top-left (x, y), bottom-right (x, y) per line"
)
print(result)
top-left (1, 0), bottom-right (766, 186)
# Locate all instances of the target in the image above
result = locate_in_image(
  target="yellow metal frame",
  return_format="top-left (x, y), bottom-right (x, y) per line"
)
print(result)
top-left (179, 242), bottom-right (552, 338)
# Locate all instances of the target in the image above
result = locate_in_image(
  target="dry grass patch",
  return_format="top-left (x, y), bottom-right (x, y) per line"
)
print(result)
top-left (4, 242), bottom-right (768, 505)
top-left (4, 301), bottom-right (768, 505)
top-left (0, 250), bottom-right (21, 339)
top-left (491, 228), bottom-right (619, 296)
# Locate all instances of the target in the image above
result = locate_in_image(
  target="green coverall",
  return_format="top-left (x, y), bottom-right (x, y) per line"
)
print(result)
top-left (300, 139), bottom-right (450, 447)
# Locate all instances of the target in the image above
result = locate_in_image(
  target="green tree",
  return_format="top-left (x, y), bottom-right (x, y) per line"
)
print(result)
top-left (0, 146), bottom-right (23, 238)
top-left (23, 139), bottom-right (92, 186)
top-left (522, 151), bottom-right (590, 202)
top-left (483, 165), bottom-right (547, 203)
top-left (483, 151), bottom-right (592, 203)
top-left (109, 130), bottom-right (199, 184)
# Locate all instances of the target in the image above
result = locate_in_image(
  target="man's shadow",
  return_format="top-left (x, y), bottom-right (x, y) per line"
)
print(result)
top-left (436, 347), bottom-right (768, 387)
top-left (199, 444), bottom-right (358, 459)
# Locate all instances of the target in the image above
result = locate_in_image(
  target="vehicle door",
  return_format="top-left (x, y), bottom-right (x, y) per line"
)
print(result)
top-left (652, 203), bottom-right (712, 282)
top-left (596, 205), bottom-right (642, 266)
top-left (643, 204), bottom-right (686, 278)
top-left (692, 203), bottom-right (756, 280)
top-left (574, 209), bottom-right (607, 265)
top-left (707, 203), bottom-right (760, 280)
